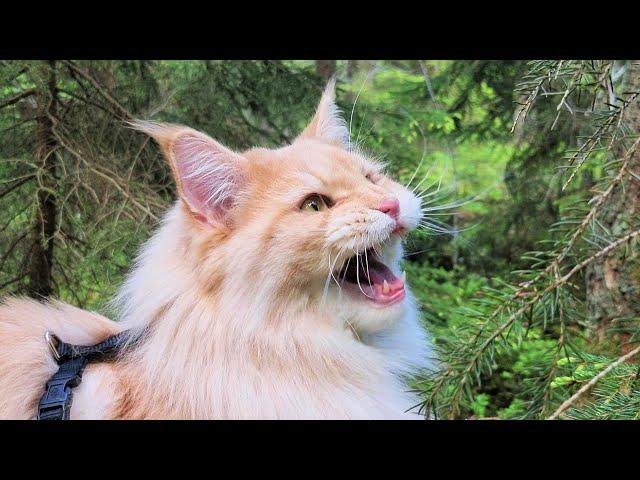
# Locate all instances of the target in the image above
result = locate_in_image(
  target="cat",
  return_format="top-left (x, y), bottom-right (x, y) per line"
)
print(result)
top-left (0, 79), bottom-right (433, 419)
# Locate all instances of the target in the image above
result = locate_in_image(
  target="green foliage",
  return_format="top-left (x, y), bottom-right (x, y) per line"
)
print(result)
top-left (417, 60), bottom-right (640, 420)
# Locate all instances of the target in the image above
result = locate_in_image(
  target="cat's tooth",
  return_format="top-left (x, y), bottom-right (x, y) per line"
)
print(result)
top-left (383, 280), bottom-right (390, 294)
top-left (401, 270), bottom-right (406, 282)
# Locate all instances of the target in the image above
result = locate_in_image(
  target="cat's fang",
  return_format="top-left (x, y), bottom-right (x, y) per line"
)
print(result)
top-left (338, 249), bottom-right (406, 306)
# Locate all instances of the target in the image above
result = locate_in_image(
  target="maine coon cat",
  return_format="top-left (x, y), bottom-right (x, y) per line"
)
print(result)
top-left (0, 80), bottom-right (433, 419)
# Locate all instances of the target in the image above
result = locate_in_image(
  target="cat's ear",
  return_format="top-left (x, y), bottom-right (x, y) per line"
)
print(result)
top-left (130, 121), bottom-right (247, 226)
top-left (297, 77), bottom-right (349, 147)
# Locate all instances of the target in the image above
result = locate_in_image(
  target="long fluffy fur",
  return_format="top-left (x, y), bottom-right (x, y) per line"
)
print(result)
top-left (0, 83), bottom-right (433, 419)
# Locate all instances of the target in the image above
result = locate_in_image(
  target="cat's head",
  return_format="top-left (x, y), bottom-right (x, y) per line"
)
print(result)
top-left (134, 80), bottom-right (422, 334)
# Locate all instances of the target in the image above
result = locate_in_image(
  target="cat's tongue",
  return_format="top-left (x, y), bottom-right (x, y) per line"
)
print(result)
top-left (341, 254), bottom-right (405, 306)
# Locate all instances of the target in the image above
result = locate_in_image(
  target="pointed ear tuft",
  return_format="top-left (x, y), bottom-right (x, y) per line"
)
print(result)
top-left (297, 78), bottom-right (349, 147)
top-left (131, 120), bottom-right (247, 226)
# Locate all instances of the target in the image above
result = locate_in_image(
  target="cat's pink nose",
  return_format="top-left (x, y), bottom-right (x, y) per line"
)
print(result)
top-left (377, 198), bottom-right (400, 221)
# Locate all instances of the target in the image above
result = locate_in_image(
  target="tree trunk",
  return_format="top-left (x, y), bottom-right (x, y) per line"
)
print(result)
top-left (344, 60), bottom-right (359, 81)
top-left (26, 61), bottom-right (58, 299)
top-left (586, 61), bottom-right (640, 334)
top-left (315, 60), bottom-right (336, 80)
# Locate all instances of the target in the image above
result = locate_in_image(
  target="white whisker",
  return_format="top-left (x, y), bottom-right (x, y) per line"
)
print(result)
top-left (348, 69), bottom-right (373, 152)
top-left (322, 253), bottom-right (334, 303)
top-left (355, 249), bottom-right (374, 299)
top-left (414, 166), bottom-right (446, 195)
top-left (330, 247), bottom-right (346, 296)
top-left (401, 108), bottom-right (428, 189)
top-left (370, 242), bottom-right (382, 259)
top-left (421, 196), bottom-right (478, 212)
top-left (340, 255), bottom-right (352, 285)
top-left (364, 234), bottom-right (373, 289)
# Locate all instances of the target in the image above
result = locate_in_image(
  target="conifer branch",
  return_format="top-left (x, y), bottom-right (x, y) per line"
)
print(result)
top-left (548, 343), bottom-right (640, 419)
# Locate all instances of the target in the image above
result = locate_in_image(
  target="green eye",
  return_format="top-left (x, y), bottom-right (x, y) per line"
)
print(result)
top-left (301, 194), bottom-right (329, 213)
top-left (365, 172), bottom-right (378, 183)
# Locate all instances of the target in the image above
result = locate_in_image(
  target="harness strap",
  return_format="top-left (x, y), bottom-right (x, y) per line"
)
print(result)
top-left (54, 331), bottom-right (132, 363)
top-left (37, 330), bottom-right (132, 420)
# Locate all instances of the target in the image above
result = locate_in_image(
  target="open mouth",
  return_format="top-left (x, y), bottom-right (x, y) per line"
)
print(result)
top-left (337, 248), bottom-right (405, 307)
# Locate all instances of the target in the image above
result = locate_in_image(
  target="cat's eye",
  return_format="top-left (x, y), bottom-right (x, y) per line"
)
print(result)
top-left (300, 194), bottom-right (330, 213)
top-left (365, 172), bottom-right (376, 183)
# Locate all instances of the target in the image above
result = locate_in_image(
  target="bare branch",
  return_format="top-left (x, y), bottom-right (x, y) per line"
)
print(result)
top-left (0, 174), bottom-right (35, 199)
top-left (0, 88), bottom-right (35, 110)
top-left (0, 274), bottom-right (26, 290)
top-left (62, 61), bottom-right (133, 120)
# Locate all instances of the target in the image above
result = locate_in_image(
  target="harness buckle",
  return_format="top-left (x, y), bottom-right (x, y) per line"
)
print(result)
top-left (44, 330), bottom-right (61, 362)
top-left (37, 397), bottom-right (67, 420)
top-left (37, 375), bottom-right (76, 420)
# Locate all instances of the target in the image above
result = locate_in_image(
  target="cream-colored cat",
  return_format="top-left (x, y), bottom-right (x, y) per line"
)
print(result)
top-left (0, 80), bottom-right (432, 419)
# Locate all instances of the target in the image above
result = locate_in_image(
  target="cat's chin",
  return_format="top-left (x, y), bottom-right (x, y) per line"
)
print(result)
top-left (331, 288), bottom-right (407, 335)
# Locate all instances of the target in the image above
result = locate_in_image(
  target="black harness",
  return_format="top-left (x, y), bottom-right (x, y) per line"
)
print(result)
top-left (37, 330), bottom-right (132, 420)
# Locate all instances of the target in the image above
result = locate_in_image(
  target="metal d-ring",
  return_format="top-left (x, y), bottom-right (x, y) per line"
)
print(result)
top-left (44, 331), bottom-right (61, 362)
